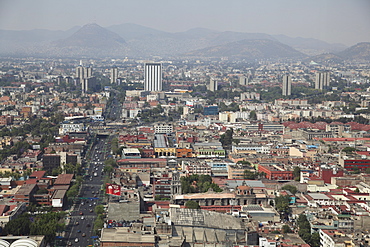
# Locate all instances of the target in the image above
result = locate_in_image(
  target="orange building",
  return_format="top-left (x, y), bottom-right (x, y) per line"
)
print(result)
top-left (258, 164), bottom-right (294, 180)
top-left (176, 148), bottom-right (193, 158)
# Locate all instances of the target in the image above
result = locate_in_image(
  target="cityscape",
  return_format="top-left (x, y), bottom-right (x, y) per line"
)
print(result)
top-left (0, 1), bottom-right (370, 247)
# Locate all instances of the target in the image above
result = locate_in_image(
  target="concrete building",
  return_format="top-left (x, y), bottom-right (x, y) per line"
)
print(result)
top-left (282, 74), bottom-right (292, 96)
top-left (239, 75), bottom-right (249, 86)
top-left (75, 65), bottom-right (93, 93)
top-left (110, 67), bottom-right (118, 84)
top-left (315, 71), bottom-right (330, 90)
top-left (144, 63), bottom-right (162, 92)
top-left (154, 124), bottom-right (173, 134)
top-left (208, 78), bottom-right (218, 92)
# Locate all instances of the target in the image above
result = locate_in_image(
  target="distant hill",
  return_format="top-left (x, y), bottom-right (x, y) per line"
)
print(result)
top-left (107, 23), bottom-right (168, 40)
top-left (273, 34), bottom-right (347, 56)
top-left (0, 22), bottom-right (358, 59)
top-left (303, 53), bottom-right (344, 64)
top-left (54, 23), bottom-right (126, 48)
top-left (306, 42), bottom-right (370, 64)
top-left (337, 42), bottom-right (370, 61)
top-left (184, 39), bottom-right (307, 60)
top-left (45, 23), bottom-right (133, 58)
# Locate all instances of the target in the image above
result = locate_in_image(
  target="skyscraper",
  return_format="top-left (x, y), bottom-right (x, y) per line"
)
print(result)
top-left (208, 78), bottom-right (218, 92)
top-left (144, 63), bottom-right (162, 92)
top-left (110, 67), bottom-right (118, 84)
top-left (239, 75), bottom-right (249, 86)
top-left (315, 72), bottom-right (330, 90)
top-left (282, 75), bottom-right (291, 96)
top-left (75, 65), bottom-right (93, 93)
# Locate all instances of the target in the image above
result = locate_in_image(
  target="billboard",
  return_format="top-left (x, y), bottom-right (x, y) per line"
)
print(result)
top-left (106, 183), bottom-right (121, 196)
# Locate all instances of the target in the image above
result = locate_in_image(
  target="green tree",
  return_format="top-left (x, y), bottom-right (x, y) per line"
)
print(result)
top-left (281, 184), bottom-right (298, 195)
top-left (249, 110), bottom-right (257, 120)
top-left (185, 200), bottom-right (200, 209)
top-left (342, 147), bottom-right (357, 153)
top-left (3, 213), bottom-right (31, 236)
top-left (282, 224), bottom-right (293, 233)
top-left (94, 205), bottom-right (105, 215)
top-left (310, 232), bottom-right (320, 247)
top-left (351, 166), bottom-right (360, 174)
top-left (365, 168), bottom-right (370, 174)
top-left (220, 128), bottom-right (233, 149)
top-left (243, 170), bottom-right (257, 180)
top-left (93, 214), bottom-right (104, 235)
top-left (274, 195), bottom-right (291, 220)
top-left (293, 166), bottom-right (301, 181)
top-left (180, 174), bottom-right (222, 194)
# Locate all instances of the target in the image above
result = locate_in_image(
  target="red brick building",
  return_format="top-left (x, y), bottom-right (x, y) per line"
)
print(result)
top-left (258, 164), bottom-right (294, 180)
top-left (343, 159), bottom-right (370, 172)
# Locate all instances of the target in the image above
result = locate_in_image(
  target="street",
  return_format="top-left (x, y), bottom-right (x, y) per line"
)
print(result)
top-left (61, 136), bottom-right (110, 247)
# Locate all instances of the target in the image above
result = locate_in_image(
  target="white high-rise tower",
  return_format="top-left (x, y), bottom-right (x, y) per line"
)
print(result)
top-left (110, 67), bottom-right (118, 84)
top-left (282, 75), bottom-right (292, 96)
top-left (144, 63), bottom-right (162, 92)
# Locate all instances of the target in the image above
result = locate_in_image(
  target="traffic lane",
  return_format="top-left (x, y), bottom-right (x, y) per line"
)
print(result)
top-left (67, 216), bottom-right (95, 246)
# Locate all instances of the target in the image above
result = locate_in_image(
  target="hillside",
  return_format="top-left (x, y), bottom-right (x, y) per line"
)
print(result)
top-left (184, 39), bottom-right (306, 60)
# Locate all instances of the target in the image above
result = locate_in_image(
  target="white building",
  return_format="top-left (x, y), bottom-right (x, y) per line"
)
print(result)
top-left (155, 124), bottom-right (173, 134)
top-left (59, 122), bottom-right (85, 135)
top-left (144, 63), bottom-right (162, 92)
top-left (110, 67), bottom-right (118, 84)
top-left (282, 74), bottom-right (292, 96)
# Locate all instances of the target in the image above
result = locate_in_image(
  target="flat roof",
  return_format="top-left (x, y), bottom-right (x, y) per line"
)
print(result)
top-left (100, 228), bottom-right (155, 243)
top-left (174, 192), bottom-right (235, 200)
top-left (16, 184), bottom-right (36, 195)
top-left (52, 189), bottom-right (67, 199)
top-left (308, 193), bottom-right (331, 200)
top-left (123, 148), bottom-right (141, 154)
top-left (154, 134), bottom-right (167, 148)
top-left (54, 174), bottom-right (73, 185)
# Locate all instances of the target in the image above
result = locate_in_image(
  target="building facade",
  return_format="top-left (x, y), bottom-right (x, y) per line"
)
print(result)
top-left (282, 74), bottom-right (292, 96)
top-left (110, 67), bottom-right (118, 84)
top-left (315, 71), bottom-right (330, 90)
top-left (144, 63), bottom-right (162, 92)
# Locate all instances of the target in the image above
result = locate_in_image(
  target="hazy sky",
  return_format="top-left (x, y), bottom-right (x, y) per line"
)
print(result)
top-left (0, 0), bottom-right (369, 46)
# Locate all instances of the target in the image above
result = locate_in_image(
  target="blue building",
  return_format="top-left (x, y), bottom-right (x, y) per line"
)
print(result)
top-left (203, 105), bottom-right (219, 115)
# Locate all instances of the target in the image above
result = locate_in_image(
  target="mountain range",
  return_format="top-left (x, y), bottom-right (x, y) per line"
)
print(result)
top-left (0, 23), bottom-right (368, 61)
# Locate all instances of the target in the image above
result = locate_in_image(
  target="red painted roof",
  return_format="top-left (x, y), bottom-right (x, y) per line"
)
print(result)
top-left (29, 170), bottom-right (46, 179)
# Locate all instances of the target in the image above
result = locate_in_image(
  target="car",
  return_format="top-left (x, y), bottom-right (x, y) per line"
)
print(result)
top-left (81, 216), bottom-right (84, 220)
top-left (89, 204), bottom-right (92, 207)
top-left (82, 233), bottom-right (86, 237)
top-left (75, 221), bottom-right (79, 225)
top-left (67, 242), bottom-right (72, 246)
top-left (86, 224), bottom-right (91, 227)
top-left (75, 238), bottom-right (79, 243)
top-left (79, 212), bottom-right (83, 215)
top-left (77, 230), bottom-right (81, 233)
top-left (89, 209), bottom-right (93, 212)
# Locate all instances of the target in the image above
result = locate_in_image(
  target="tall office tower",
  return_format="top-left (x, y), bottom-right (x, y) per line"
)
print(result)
top-left (208, 78), bottom-right (218, 92)
top-left (282, 75), bottom-right (292, 96)
top-left (82, 77), bottom-right (97, 92)
top-left (144, 63), bottom-right (162, 92)
top-left (75, 66), bottom-right (92, 81)
top-left (75, 65), bottom-right (93, 93)
top-left (75, 66), bottom-right (84, 80)
top-left (110, 67), bottom-right (118, 84)
top-left (239, 75), bottom-right (249, 86)
top-left (84, 67), bottom-right (92, 78)
top-left (315, 72), bottom-right (330, 90)
top-left (56, 76), bottom-right (63, 85)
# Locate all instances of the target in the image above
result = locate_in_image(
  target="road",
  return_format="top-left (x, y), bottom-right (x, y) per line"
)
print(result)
top-left (61, 136), bottom-right (111, 247)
